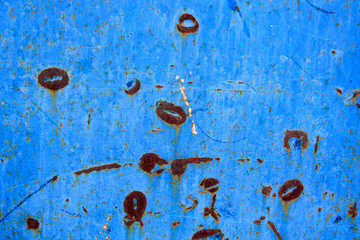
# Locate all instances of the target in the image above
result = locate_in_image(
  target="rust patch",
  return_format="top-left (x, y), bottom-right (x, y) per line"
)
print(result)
top-left (260, 216), bottom-right (265, 220)
top-left (51, 176), bottom-right (58, 183)
top-left (123, 191), bottom-right (147, 227)
top-left (314, 135), bottom-right (320, 154)
top-left (176, 13), bottom-right (199, 34)
top-left (82, 207), bottom-right (88, 214)
top-left (204, 194), bottom-right (221, 223)
top-left (356, 103), bottom-right (360, 109)
top-left (125, 79), bottom-right (141, 95)
top-left (352, 90), bottom-right (360, 101)
top-left (284, 130), bottom-right (309, 151)
top-left (171, 157), bottom-right (213, 175)
top-left (262, 185), bottom-right (272, 196)
top-left (74, 163), bottom-right (122, 175)
top-left (256, 158), bottom-right (264, 164)
top-left (347, 202), bottom-right (358, 221)
top-left (278, 179), bottom-right (304, 202)
top-left (27, 218), bottom-right (40, 230)
top-left (267, 221), bottom-right (283, 240)
top-left (172, 221), bottom-right (180, 230)
top-left (138, 153), bottom-right (168, 175)
top-left (155, 85), bottom-right (164, 89)
top-left (192, 229), bottom-right (223, 240)
top-left (156, 101), bottom-right (187, 126)
top-left (38, 68), bottom-right (69, 91)
top-left (254, 220), bottom-right (261, 226)
top-left (200, 178), bottom-right (219, 194)
top-left (334, 88), bottom-right (343, 94)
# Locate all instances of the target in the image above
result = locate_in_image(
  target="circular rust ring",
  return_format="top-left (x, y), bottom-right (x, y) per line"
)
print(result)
top-left (156, 101), bottom-right (187, 125)
top-left (125, 79), bottom-right (141, 95)
top-left (38, 68), bottom-right (69, 91)
top-left (176, 13), bottom-right (199, 34)
top-left (278, 179), bottom-right (304, 202)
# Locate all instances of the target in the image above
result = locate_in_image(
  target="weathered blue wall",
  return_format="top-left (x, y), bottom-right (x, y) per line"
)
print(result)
top-left (0, 0), bottom-right (359, 239)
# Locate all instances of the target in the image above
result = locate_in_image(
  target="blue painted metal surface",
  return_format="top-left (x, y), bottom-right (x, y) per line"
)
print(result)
top-left (0, 0), bottom-right (359, 239)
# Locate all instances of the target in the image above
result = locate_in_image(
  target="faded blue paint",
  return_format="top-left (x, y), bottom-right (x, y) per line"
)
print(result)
top-left (0, 0), bottom-right (359, 239)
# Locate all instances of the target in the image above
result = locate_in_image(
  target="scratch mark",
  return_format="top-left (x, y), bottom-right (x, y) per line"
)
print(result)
top-left (178, 76), bottom-right (197, 135)
top-left (60, 209), bottom-right (82, 217)
top-left (267, 221), bottom-right (283, 240)
top-left (0, 176), bottom-right (58, 223)
top-left (227, 0), bottom-right (250, 38)
top-left (305, 0), bottom-right (335, 14)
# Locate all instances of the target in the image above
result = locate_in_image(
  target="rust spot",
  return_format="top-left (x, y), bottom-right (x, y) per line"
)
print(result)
top-left (192, 229), bottom-right (223, 240)
top-left (284, 130), bottom-right (309, 151)
top-left (125, 79), bottom-right (141, 95)
top-left (38, 68), bottom-right (69, 91)
top-left (156, 101), bottom-right (187, 126)
top-left (172, 221), bottom-right (180, 230)
top-left (65, 198), bottom-right (69, 202)
top-left (267, 221), bottom-right (283, 240)
top-left (204, 194), bottom-right (221, 223)
top-left (200, 178), bottom-right (219, 194)
top-left (138, 153), bottom-right (168, 175)
top-left (261, 185), bottom-right (272, 196)
top-left (155, 85), bottom-right (164, 89)
top-left (171, 157), bottom-right (213, 175)
top-left (74, 163), bottom-right (122, 175)
top-left (278, 179), bottom-right (304, 202)
top-left (260, 216), bottom-right (266, 220)
top-left (335, 88), bottom-right (343, 94)
top-left (176, 13), bottom-right (199, 34)
top-left (257, 158), bottom-right (264, 164)
top-left (314, 135), bottom-right (320, 154)
top-left (27, 218), bottom-right (40, 230)
top-left (318, 208), bottom-right (322, 212)
top-left (82, 207), bottom-right (88, 214)
top-left (123, 191), bottom-right (147, 227)
top-left (51, 176), bottom-right (58, 183)
top-left (352, 90), bottom-right (360, 101)
top-left (347, 202), bottom-right (358, 221)
top-left (331, 50), bottom-right (337, 55)
top-left (315, 164), bottom-right (319, 170)
top-left (254, 220), bottom-right (261, 226)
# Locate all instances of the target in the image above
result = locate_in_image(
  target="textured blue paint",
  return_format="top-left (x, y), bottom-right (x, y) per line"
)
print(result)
top-left (0, 0), bottom-right (359, 239)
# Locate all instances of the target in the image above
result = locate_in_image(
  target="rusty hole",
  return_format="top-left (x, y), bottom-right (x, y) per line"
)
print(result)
top-left (278, 179), bottom-right (304, 202)
top-left (176, 13), bottom-right (199, 34)
top-left (125, 79), bottom-right (141, 95)
top-left (123, 191), bottom-right (147, 227)
top-left (156, 101), bottom-right (187, 126)
top-left (38, 68), bottom-right (69, 91)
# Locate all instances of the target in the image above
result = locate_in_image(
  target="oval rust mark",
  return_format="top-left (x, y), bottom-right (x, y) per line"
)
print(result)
top-left (156, 101), bottom-right (187, 126)
top-left (27, 217), bottom-right (40, 230)
top-left (38, 68), bottom-right (69, 91)
top-left (171, 157), bottom-right (213, 176)
top-left (314, 135), bottom-right (320, 154)
top-left (138, 153), bottom-right (168, 175)
top-left (200, 178), bottom-right (219, 194)
top-left (176, 13), bottom-right (199, 34)
top-left (192, 229), bottom-right (223, 240)
top-left (284, 130), bottom-right (309, 151)
top-left (123, 191), bottom-right (147, 227)
top-left (125, 79), bottom-right (141, 95)
top-left (278, 179), bottom-right (304, 202)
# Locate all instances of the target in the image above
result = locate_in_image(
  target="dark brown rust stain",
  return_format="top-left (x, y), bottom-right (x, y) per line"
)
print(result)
top-left (334, 88), bottom-right (343, 94)
top-left (314, 135), bottom-right (320, 154)
top-left (267, 221), bottom-right (283, 240)
top-left (192, 229), bottom-right (223, 240)
top-left (351, 90), bottom-right (360, 101)
top-left (123, 191), bottom-right (147, 227)
top-left (200, 178), bottom-right (219, 194)
top-left (155, 85), bottom-right (164, 89)
top-left (347, 202), bottom-right (358, 221)
top-left (82, 207), bottom-right (88, 214)
top-left (38, 68), bottom-right (69, 91)
top-left (74, 163), bottom-right (122, 175)
top-left (125, 79), bottom-right (141, 95)
top-left (138, 153), bottom-right (168, 175)
top-left (65, 198), bottom-right (69, 202)
top-left (262, 185), bottom-right (272, 196)
top-left (260, 216), bottom-right (266, 220)
top-left (356, 103), bottom-right (360, 109)
top-left (171, 157), bottom-right (213, 175)
top-left (204, 194), bottom-right (221, 223)
top-left (257, 158), bottom-right (264, 164)
top-left (254, 220), bottom-right (261, 226)
top-left (278, 179), bottom-right (304, 202)
top-left (176, 13), bottom-right (199, 34)
top-left (27, 218), bottom-right (40, 230)
top-left (284, 130), bottom-right (309, 151)
top-left (172, 221), bottom-right (180, 230)
top-left (156, 101), bottom-right (187, 126)
top-left (51, 176), bottom-right (58, 183)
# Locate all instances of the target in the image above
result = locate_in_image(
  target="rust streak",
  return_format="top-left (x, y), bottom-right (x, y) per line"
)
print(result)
top-left (171, 157), bottom-right (213, 175)
top-left (267, 221), bottom-right (283, 240)
top-left (334, 88), bottom-right (343, 94)
top-left (74, 163), bottom-right (122, 175)
top-left (314, 135), bottom-right (320, 154)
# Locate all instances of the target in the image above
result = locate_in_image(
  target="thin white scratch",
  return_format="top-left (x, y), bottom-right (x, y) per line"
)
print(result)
top-left (178, 78), bottom-right (197, 135)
